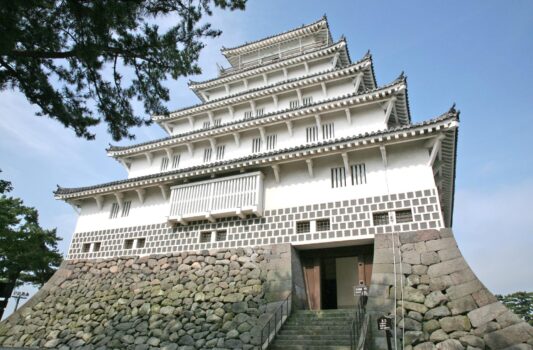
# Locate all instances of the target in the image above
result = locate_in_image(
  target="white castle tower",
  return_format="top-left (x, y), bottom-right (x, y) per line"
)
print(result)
top-left (55, 16), bottom-right (458, 307)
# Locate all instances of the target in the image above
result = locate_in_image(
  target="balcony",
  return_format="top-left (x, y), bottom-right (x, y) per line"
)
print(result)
top-left (168, 172), bottom-right (264, 224)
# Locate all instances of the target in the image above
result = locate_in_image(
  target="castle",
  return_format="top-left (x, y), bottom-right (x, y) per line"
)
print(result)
top-left (1, 17), bottom-right (531, 350)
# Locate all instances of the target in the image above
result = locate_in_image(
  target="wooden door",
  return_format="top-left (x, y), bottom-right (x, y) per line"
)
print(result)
top-left (303, 257), bottom-right (321, 310)
top-left (357, 254), bottom-right (373, 287)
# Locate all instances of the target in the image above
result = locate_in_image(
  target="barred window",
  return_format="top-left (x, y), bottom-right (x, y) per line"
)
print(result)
top-left (203, 148), bottom-right (212, 163)
top-left (373, 212), bottom-right (389, 226)
top-left (351, 163), bottom-right (367, 185)
top-left (93, 242), bottom-right (101, 252)
top-left (160, 156), bottom-right (169, 171)
top-left (136, 238), bottom-right (146, 249)
top-left (244, 111), bottom-right (253, 119)
top-left (302, 96), bottom-right (313, 106)
top-left (266, 134), bottom-right (277, 150)
top-left (316, 219), bottom-right (330, 231)
top-left (252, 138), bottom-right (262, 153)
top-left (214, 119), bottom-right (221, 126)
top-left (331, 167), bottom-right (347, 188)
top-left (199, 231), bottom-right (212, 243)
top-left (203, 121), bottom-right (211, 129)
top-left (256, 108), bottom-right (264, 117)
top-left (121, 201), bottom-right (131, 217)
top-left (216, 230), bottom-right (227, 242)
top-left (306, 126), bottom-right (318, 143)
top-left (322, 122), bottom-right (334, 140)
top-left (82, 243), bottom-right (91, 253)
top-left (395, 209), bottom-right (413, 223)
top-left (289, 100), bottom-right (299, 109)
top-left (109, 203), bottom-right (120, 219)
top-left (172, 154), bottom-right (181, 169)
top-left (296, 221), bottom-right (310, 233)
top-left (124, 239), bottom-right (134, 250)
top-left (216, 145), bottom-right (225, 160)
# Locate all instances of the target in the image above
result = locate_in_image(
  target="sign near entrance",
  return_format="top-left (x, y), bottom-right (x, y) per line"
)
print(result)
top-left (377, 316), bottom-right (392, 331)
top-left (354, 285), bottom-right (368, 296)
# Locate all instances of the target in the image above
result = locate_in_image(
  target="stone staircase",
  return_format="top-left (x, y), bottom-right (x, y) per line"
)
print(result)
top-left (269, 309), bottom-right (353, 350)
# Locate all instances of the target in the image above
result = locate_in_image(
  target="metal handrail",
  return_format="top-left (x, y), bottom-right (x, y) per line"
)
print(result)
top-left (350, 295), bottom-right (369, 350)
top-left (260, 292), bottom-right (292, 350)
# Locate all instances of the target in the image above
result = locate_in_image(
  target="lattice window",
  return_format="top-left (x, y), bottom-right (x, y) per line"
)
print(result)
top-left (172, 154), bottom-right (181, 169)
top-left (252, 138), bottom-right (262, 153)
top-left (256, 108), bottom-right (264, 117)
top-left (215, 145), bottom-right (225, 160)
top-left (203, 148), bottom-right (212, 163)
top-left (373, 212), bottom-right (389, 226)
top-left (331, 167), bottom-right (347, 188)
top-left (244, 111), bottom-right (253, 119)
top-left (214, 119), bottom-right (221, 126)
top-left (82, 243), bottom-right (91, 253)
top-left (302, 96), bottom-right (313, 106)
top-left (216, 230), bottom-right (227, 242)
top-left (316, 219), bottom-right (330, 231)
top-left (136, 238), bottom-right (146, 249)
top-left (121, 201), bottom-right (131, 217)
top-left (289, 100), bottom-right (299, 109)
top-left (109, 203), bottom-right (119, 219)
top-left (160, 156), bottom-right (169, 171)
top-left (199, 231), bottom-right (212, 243)
top-left (93, 242), bottom-right (101, 252)
top-left (296, 221), bottom-right (310, 233)
top-left (266, 134), bottom-right (277, 150)
top-left (306, 126), bottom-right (318, 142)
top-left (124, 239), bottom-right (134, 250)
top-left (322, 122), bottom-right (335, 140)
top-left (203, 121), bottom-right (211, 129)
top-left (395, 209), bottom-right (413, 223)
top-left (351, 163), bottom-right (367, 185)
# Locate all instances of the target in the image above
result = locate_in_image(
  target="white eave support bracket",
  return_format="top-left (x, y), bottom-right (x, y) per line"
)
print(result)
top-left (187, 116), bottom-right (194, 128)
top-left (233, 132), bottom-right (240, 147)
top-left (250, 100), bottom-right (256, 115)
top-left (259, 126), bottom-right (266, 144)
top-left (427, 134), bottom-right (445, 167)
top-left (380, 145), bottom-right (388, 167)
top-left (67, 200), bottom-right (81, 214)
top-left (272, 95), bottom-right (278, 109)
top-left (331, 52), bottom-right (340, 68)
top-left (306, 159), bottom-right (314, 177)
top-left (186, 143), bottom-right (194, 157)
top-left (296, 89), bottom-right (303, 105)
top-left (228, 106), bottom-right (234, 118)
top-left (345, 108), bottom-right (352, 125)
top-left (94, 195), bottom-right (104, 210)
top-left (272, 164), bottom-right (280, 183)
top-left (321, 82), bottom-right (328, 97)
top-left (136, 188), bottom-right (146, 204)
top-left (208, 111), bottom-right (214, 125)
top-left (114, 192), bottom-right (124, 209)
top-left (315, 115), bottom-right (322, 130)
top-left (119, 159), bottom-right (132, 171)
top-left (384, 97), bottom-right (397, 125)
top-left (164, 148), bottom-right (173, 160)
top-left (145, 152), bottom-right (153, 165)
top-left (286, 121), bottom-right (293, 136)
top-left (162, 122), bottom-right (172, 134)
top-left (159, 185), bottom-right (170, 200)
top-left (341, 152), bottom-right (350, 175)
top-left (353, 72), bottom-right (364, 93)
top-left (209, 138), bottom-right (217, 152)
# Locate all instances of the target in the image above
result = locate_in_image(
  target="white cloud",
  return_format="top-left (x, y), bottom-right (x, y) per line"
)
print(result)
top-left (454, 180), bottom-right (533, 295)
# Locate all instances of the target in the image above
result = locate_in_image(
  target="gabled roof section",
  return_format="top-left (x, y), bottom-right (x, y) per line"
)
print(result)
top-left (153, 56), bottom-right (374, 123)
top-left (56, 110), bottom-right (459, 200)
top-left (188, 40), bottom-right (350, 92)
top-left (221, 16), bottom-right (331, 58)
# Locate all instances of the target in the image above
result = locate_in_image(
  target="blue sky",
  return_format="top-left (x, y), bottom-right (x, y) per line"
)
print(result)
top-left (1, 1), bottom-right (532, 317)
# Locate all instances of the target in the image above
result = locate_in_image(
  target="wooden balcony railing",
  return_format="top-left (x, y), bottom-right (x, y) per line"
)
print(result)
top-left (168, 172), bottom-right (264, 224)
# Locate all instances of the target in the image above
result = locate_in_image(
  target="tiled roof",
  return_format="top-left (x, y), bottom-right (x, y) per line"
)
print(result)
top-left (221, 17), bottom-right (329, 57)
top-left (56, 109), bottom-right (459, 197)
top-left (108, 76), bottom-right (406, 156)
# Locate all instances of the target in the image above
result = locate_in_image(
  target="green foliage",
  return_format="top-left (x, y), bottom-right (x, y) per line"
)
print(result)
top-left (496, 291), bottom-right (533, 326)
top-left (0, 0), bottom-right (246, 141)
top-left (0, 170), bottom-right (62, 288)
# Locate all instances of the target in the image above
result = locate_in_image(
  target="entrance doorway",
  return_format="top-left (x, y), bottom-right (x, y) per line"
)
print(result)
top-left (301, 245), bottom-right (373, 310)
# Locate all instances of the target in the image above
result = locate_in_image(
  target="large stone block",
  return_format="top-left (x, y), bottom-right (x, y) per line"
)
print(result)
top-left (439, 316), bottom-right (472, 332)
top-left (446, 280), bottom-right (484, 300)
top-left (448, 295), bottom-right (478, 315)
top-left (421, 251), bottom-right (441, 266)
top-left (483, 322), bottom-right (532, 350)
top-left (467, 302), bottom-right (508, 328)
top-left (438, 248), bottom-right (462, 262)
top-left (428, 258), bottom-right (468, 278)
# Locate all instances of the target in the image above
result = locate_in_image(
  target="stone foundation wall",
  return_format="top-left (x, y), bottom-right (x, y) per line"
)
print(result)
top-left (0, 244), bottom-right (295, 350)
top-left (367, 229), bottom-right (533, 350)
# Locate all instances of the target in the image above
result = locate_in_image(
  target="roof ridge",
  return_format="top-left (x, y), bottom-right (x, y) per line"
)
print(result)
top-left (109, 78), bottom-right (404, 153)
top-left (221, 17), bottom-right (328, 55)
top-left (59, 111), bottom-right (458, 196)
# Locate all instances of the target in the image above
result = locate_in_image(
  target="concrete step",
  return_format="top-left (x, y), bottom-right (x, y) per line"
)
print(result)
top-left (269, 343), bottom-right (352, 350)
top-left (275, 334), bottom-right (351, 341)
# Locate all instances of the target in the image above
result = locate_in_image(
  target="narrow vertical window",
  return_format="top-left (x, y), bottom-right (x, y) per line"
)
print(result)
top-left (93, 242), bottom-right (101, 252)
top-left (330, 167), bottom-right (347, 188)
top-left (203, 148), bottom-right (212, 163)
top-left (302, 96), bottom-right (313, 106)
top-left (109, 203), bottom-right (119, 219)
top-left (199, 231), bottom-right (212, 243)
top-left (244, 111), bottom-right (253, 119)
top-left (136, 238), bottom-right (146, 248)
top-left (216, 230), bottom-right (227, 241)
top-left (322, 122), bottom-right (335, 140)
top-left (203, 121), bottom-right (211, 129)
top-left (256, 108), bottom-right (264, 117)
top-left (82, 243), bottom-right (91, 253)
top-left (289, 100), bottom-right (299, 109)
top-left (124, 239), bottom-right (134, 249)
top-left (216, 145), bottom-right (225, 160)
top-left (214, 119), bottom-right (221, 126)
top-left (172, 154), bottom-right (181, 169)
top-left (121, 201), bottom-right (131, 217)
top-left (160, 156), bottom-right (169, 171)
top-left (350, 163), bottom-right (367, 185)
top-left (306, 126), bottom-right (318, 143)
top-left (266, 134), bottom-right (277, 150)
top-left (252, 138), bottom-right (262, 153)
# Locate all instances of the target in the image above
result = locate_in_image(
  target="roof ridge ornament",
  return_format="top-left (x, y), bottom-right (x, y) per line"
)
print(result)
top-left (364, 50), bottom-right (372, 59)
top-left (396, 71), bottom-right (407, 83)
